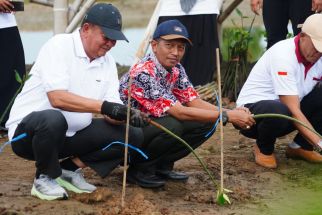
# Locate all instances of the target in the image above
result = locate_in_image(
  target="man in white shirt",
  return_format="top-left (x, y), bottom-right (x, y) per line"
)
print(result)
top-left (6, 3), bottom-right (147, 201)
top-left (237, 14), bottom-right (322, 169)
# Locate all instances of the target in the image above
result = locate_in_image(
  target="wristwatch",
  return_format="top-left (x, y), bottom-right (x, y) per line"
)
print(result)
top-left (317, 140), bottom-right (322, 149)
top-left (221, 111), bottom-right (229, 126)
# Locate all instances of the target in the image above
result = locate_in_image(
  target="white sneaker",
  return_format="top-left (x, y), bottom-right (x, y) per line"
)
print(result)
top-left (31, 174), bottom-right (68, 201)
top-left (56, 169), bottom-right (96, 193)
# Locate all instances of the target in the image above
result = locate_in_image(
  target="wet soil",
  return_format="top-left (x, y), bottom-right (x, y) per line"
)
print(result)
top-left (1, 124), bottom-right (322, 215)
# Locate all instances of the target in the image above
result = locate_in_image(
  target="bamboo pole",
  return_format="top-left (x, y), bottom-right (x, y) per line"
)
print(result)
top-left (134, 0), bottom-right (163, 62)
top-left (68, 0), bottom-right (84, 22)
top-left (30, 0), bottom-right (53, 7)
top-left (217, 0), bottom-right (243, 24)
top-left (54, 0), bottom-right (68, 34)
top-left (216, 48), bottom-right (224, 193)
top-left (121, 0), bottom-right (163, 208)
top-left (65, 0), bottom-right (95, 33)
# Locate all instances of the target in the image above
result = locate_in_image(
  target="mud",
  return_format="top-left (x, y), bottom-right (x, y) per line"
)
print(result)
top-left (1, 124), bottom-right (322, 215)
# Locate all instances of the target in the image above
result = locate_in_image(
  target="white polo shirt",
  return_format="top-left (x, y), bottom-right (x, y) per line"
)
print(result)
top-left (237, 37), bottom-right (322, 107)
top-left (159, 0), bottom-right (223, 16)
top-left (0, 13), bottom-right (17, 28)
top-left (6, 30), bottom-right (122, 139)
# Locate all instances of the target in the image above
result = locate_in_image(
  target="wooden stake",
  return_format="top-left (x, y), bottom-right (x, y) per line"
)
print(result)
top-left (216, 48), bottom-right (224, 192)
top-left (121, 0), bottom-right (163, 208)
top-left (65, 0), bottom-right (95, 33)
top-left (68, 0), bottom-right (84, 22)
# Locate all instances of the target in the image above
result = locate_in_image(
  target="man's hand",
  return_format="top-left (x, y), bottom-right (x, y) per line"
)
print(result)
top-left (250, 0), bottom-right (263, 15)
top-left (227, 109), bottom-right (256, 129)
top-left (130, 109), bottom-right (150, 127)
top-left (312, 0), bottom-right (322, 12)
top-left (101, 101), bottom-right (127, 121)
top-left (0, 0), bottom-right (13, 12)
top-left (101, 101), bottom-right (150, 127)
top-left (234, 106), bottom-right (252, 115)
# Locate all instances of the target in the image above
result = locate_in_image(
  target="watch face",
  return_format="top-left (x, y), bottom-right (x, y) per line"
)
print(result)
top-left (222, 111), bottom-right (228, 125)
top-left (318, 141), bottom-right (322, 149)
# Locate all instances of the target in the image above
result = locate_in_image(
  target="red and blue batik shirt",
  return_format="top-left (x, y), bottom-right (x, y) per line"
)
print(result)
top-left (119, 53), bottom-right (199, 117)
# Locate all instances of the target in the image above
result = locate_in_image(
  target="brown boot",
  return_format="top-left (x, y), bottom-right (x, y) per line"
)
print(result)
top-left (286, 147), bottom-right (322, 163)
top-left (253, 144), bottom-right (277, 168)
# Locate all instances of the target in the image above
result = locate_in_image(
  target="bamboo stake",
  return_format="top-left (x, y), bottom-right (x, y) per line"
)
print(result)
top-left (216, 48), bottom-right (224, 193)
top-left (68, 0), bottom-right (84, 22)
top-left (134, 0), bottom-right (163, 62)
top-left (121, 0), bottom-right (163, 208)
top-left (217, 0), bottom-right (243, 24)
top-left (30, 0), bottom-right (53, 7)
top-left (65, 0), bottom-right (96, 33)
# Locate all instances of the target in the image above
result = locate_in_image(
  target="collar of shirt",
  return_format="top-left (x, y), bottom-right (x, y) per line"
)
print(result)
top-left (294, 34), bottom-right (314, 79)
top-left (72, 29), bottom-right (105, 64)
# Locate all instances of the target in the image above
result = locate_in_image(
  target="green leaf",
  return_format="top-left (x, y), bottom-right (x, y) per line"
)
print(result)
top-left (236, 8), bottom-right (243, 18)
top-left (14, 70), bottom-right (22, 84)
top-left (231, 19), bottom-right (237, 27)
top-left (223, 194), bottom-right (231, 204)
top-left (23, 73), bottom-right (32, 82)
top-left (216, 191), bottom-right (226, 205)
top-left (223, 188), bottom-right (233, 193)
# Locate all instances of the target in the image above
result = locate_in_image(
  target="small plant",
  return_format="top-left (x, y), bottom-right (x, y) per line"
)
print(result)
top-left (221, 9), bottom-right (259, 101)
top-left (0, 71), bottom-right (31, 126)
top-left (150, 113), bottom-right (321, 205)
top-left (149, 120), bottom-right (233, 205)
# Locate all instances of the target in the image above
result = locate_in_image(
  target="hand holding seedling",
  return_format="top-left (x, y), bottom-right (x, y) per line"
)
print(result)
top-left (226, 109), bottom-right (255, 129)
top-left (101, 101), bottom-right (149, 127)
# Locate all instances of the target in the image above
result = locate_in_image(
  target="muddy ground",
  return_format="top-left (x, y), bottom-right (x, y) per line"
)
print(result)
top-left (1, 123), bottom-right (322, 215)
top-left (3, 1), bottom-right (322, 214)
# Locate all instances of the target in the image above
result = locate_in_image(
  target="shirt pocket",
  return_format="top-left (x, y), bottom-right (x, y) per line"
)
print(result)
top-left (79, 78), bottom-right (108, 100)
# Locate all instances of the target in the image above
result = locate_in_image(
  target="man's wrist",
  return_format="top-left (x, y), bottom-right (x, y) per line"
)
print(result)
top-left (221, 111), bottom-right (229, 126)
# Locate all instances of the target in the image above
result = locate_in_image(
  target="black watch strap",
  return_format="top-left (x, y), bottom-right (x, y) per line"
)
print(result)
top-left (221, 111), bottom-right (229, 126)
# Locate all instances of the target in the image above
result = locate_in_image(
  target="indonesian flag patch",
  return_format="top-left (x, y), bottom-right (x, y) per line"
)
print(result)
top-left (278, 71), bottom-right (288, 76)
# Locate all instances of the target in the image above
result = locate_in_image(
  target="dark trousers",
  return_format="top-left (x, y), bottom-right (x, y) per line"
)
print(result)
top-left (241, 84), bottom-right (322, 155)
top-left (0, 27), bottom-right (25, 127)
top-left (263, 0), bottom-right (313, 49)
top-left (131, 115), bottom-right (213, 172)
top-left (158, 14), bottom-right (219, 86)
top-left (11, 110), bottom-right (144, 178)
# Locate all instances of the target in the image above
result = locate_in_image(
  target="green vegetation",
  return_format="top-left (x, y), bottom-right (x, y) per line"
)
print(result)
top-left (0, 71), bottom-right (30, 126)
top-left (220, 9), bottom-right (265, 101)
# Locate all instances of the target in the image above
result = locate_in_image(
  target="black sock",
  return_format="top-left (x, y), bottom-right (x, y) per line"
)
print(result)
top-left (60, 158), bottom-right (78, 172)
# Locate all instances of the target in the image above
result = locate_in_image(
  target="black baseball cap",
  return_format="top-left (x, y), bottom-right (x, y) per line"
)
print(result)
top-left (153, 19), bottom-right (192, 45)
top-left (83, 3), bottom-right (128, 42)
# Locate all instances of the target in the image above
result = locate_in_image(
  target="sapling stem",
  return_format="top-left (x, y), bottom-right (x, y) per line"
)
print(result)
top-left (253, 114), bottom-right (322, 139)
top-left (149, 120), bottom-right (218, 189)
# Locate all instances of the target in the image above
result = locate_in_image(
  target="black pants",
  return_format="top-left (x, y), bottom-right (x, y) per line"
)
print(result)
top-left (0, 26), bottom-right (25, 127)
top-left (11, 110), bottom-right (144, 178)
top-left (158, 14), bottom-right (219, 86)
top-left (263, 0), bottom-right (313, 49)
top-left (131, 115), bottom-right (213, 172)
top-left (241, 84), bottom-right (322, 155)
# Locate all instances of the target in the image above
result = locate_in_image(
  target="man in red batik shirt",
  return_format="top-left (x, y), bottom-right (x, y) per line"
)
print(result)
top-left (119, 19), bottom-right (255, 189)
